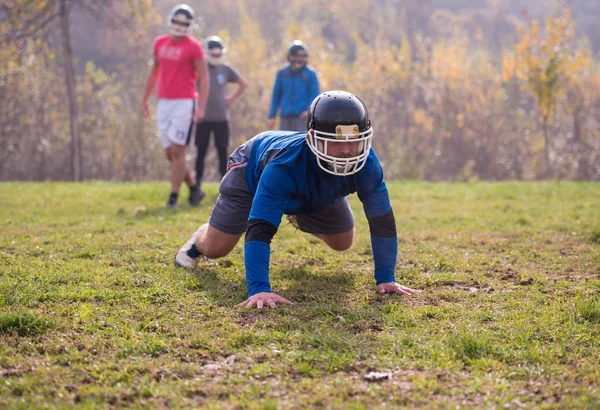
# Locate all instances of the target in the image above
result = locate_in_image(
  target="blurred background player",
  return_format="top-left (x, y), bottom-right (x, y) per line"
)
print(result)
top-left (267, 40), bottom-right (320, 131)
top-left (141, 4), bottom-right (209, 208)
top-left (194, 36), bottom-right (247, 196)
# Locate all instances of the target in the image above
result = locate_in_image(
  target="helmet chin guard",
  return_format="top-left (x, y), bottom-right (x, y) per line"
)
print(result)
top-left (206, 55), bottom-right (224, 65)
top-left (169, 23), bottom-right (191, 36)
top-left (306, 125), bottom-right (373, 176)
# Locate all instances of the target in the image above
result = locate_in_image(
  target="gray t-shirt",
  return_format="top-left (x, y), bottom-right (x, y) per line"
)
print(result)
top-left (203, 63), bottom-right (240, 122)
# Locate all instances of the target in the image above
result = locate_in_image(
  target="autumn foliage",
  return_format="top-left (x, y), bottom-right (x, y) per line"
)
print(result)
top-left (1, 0), bottom-right (599, 181)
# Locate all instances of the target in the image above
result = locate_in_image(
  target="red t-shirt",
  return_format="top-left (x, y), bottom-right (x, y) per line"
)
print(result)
top-left (152, 35), bottom-right (204, 99)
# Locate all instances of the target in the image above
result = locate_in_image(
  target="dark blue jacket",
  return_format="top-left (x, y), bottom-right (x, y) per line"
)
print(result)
top-left (268, 65), bottom-right (320, 118)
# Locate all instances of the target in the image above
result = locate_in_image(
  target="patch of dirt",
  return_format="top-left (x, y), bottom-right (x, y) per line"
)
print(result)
top-left (351, 320), bottom-right (384, 334)
top-left (441, 283), bottom-right (495, 293)
top-left (0, 367), bottom-right (32, 377)
top-left (235, 314), bottom-right (263, 327)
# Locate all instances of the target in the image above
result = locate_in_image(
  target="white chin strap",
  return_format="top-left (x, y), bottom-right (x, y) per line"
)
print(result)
top-left (306, 127), bottom-right (373, 176)
top-left (207, 55), bottom-right (224, 65)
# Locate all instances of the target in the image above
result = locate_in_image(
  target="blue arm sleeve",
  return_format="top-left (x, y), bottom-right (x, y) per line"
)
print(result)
top-left (357, 151), bottom-right (398, 284)
top-left (244, 241), bottom-right (272, 296)
top-left (244, 165), bottom-right (294, 296)
top-left (371, 236), bottom-right (397, 284)
top-left (268, 71), bottom-right (282, 118)
top-left (369, 210), bottom-right (398, 284)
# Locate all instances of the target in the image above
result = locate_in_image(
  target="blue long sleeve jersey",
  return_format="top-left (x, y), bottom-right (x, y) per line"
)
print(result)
top-left (268, 65), bottom-right (320, 118)
top-left (243, 131), bottom-right (398, 296)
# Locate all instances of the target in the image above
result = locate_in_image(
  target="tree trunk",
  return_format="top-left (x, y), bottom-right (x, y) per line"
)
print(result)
top-left (542, 117), bottom-right (552, 179)
top-left (58, 0), bottom-right (81, 181)
top-left (573, 107), bottom-right (582, 143)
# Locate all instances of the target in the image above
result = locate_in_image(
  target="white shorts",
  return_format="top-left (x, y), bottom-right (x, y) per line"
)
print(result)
top-left (156, 99), bottom-right (196, 148)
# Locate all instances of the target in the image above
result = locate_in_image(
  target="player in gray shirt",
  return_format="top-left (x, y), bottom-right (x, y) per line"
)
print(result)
top-left (195, 36), bottom-right (247, 198)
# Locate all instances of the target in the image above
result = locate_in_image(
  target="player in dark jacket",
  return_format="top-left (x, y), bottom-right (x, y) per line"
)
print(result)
top-left (268, 40), bottom-right (320, 131)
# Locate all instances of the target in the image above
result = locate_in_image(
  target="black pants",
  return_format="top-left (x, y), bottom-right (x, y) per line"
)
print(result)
top-left (195, 121), bottom-right (230, 184)
top-left (279, 116), bottom-right (306, 131)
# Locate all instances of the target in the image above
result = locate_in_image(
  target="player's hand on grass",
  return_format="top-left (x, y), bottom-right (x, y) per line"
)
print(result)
top-left (237, 292), bottom-right (294, 309)
top-left (377, 282), bottom-right (417, 296)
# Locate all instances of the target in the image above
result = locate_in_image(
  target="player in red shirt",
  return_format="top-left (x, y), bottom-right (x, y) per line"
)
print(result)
top-left (142, 4), bottom-right (209, 208)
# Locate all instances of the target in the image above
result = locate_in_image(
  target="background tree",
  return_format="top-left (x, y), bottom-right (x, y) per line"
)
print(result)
top-left (1, 0), bottom-right (157, 181)
top-left (515, 5), bottom-right (587, 178)
top-left (1, 0), bottom-right (598, 182)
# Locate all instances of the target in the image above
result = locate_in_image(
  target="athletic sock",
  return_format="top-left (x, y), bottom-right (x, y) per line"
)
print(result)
top-left (186, 243), bottom-right (202, 259)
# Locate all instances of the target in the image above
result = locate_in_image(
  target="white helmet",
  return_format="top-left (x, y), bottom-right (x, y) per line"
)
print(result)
top-left (204, 36), bottom-right (227, 66)
top-left (168, 4), bottom-right (194, 36)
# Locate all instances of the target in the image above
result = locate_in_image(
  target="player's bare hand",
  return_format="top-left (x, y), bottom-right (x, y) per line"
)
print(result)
top-left (193, 107), bottom-right (205, 123)
top-left (237, 292), bottom-right (294, 309)
top-left (142, 101), bottom-right (150, 118)
top-left (268, 118), bottom-right (276, 129)
top-left (377, 282), bottom-right (417, 296)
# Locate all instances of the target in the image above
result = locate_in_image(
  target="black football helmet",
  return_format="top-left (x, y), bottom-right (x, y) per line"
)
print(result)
top-left (306, 91), bottom-right (373, 176)
top-left (287, 40), bottom-right (308, 68)
top-left (204, 35), bottom-right (226, 65)
top-left (168, 4), bottom-right (194, 36)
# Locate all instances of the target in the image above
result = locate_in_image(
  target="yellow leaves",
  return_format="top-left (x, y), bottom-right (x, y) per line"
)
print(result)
top-left (475, 27), bottom-right (483, 42)
top-left (512, 3), bottom-right (589, 126)
top-left (430, 39), bottom-right (468, 83)
top-left (515, 26), bottom-right (530, 59)
top-left (530, 20), bottom-right (540, 45)
top-left (414, 109), bottom-right (425, 125)
top-left (84, 62), bottom-right (110, 86)
top-left (530, 136), bottom-right (547, 154)
top-left (326, 0), bottom-right (374, 25)
top-left (502, 50), bottom-right (517, 82)
top-left (232, 7), bottom-right (267, 70)
top-left (424, 117), bottom-right (435, 134)
top-left (493, 88), bottom-right (504, 102)
top-left (398, 39), bottom-right (412, 79)
top-left (413, 109), bottom-right (435, 133)
top-left (567, 48), bottom-right (589, 74)
top-left (456, 113), bottom-right (465, 128)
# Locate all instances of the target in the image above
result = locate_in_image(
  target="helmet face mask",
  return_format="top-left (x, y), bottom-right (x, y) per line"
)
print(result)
top-left (306, 91), bottom-right (374, 176)
top-left (307, 125), bottom-right (373, 176)
top-left (168, 5), bottom-right (194, 36)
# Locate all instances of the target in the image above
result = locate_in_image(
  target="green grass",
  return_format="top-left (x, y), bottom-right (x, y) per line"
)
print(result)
top-left (0, 181), bottom-right (599, 409)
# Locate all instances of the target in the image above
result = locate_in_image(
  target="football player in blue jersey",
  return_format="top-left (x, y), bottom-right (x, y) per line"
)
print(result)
top-left (175, 90), bottom-right (416, 309)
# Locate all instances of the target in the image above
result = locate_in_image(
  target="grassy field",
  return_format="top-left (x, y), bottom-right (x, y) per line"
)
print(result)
top-left (0, 181), bottom-right (599, 409)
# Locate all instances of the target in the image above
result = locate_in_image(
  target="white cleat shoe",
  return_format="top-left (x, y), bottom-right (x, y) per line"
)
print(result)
top-left (174, 235), bottom-right (200, 268)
